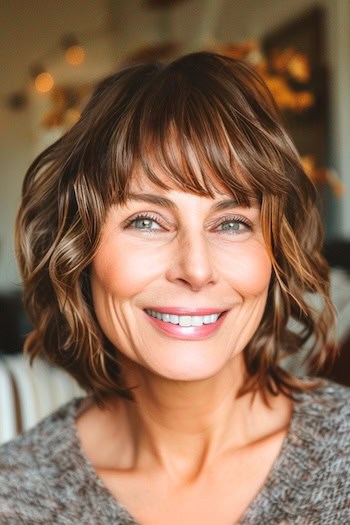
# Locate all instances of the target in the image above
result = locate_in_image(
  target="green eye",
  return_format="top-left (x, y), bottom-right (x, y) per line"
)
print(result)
top-left (134, 218), bottom-right (156, 229)
top-left (127, 215), bottom-right (162, 231)
top-left (221, 221), bottom-right (240, 231)
top-left (217, 217), bottom-right (252, 234)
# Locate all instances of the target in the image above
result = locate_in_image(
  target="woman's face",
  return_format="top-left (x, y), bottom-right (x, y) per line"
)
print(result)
top-left (91, 174), bottom-right (272, 382)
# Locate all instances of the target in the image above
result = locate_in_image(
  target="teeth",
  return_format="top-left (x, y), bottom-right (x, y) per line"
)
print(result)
top-left (145, 309), bottom-right (221, 327)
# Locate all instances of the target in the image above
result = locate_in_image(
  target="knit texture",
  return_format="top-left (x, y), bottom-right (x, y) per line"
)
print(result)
top-left (0, 380), bottom-right (349, 524)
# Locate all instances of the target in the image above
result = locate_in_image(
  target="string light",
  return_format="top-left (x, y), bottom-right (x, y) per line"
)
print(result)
top-left (5, 32), bottom-right (87, 110)
top-left (61, 34), bottom-right (85, 65)
top-left (35, 72), bottom-right (54, 92)
top-left (29, 64), bottom-right (54, 93)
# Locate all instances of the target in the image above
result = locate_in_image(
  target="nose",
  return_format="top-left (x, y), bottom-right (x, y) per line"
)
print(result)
top-left (165, 230), bottom-right (217, 291)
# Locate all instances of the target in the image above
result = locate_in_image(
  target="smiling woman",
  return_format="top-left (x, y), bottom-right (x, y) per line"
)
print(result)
top-left (91, 184), bottom-right (271, 380)
top-left (0, 52), bottom-right (349, 524)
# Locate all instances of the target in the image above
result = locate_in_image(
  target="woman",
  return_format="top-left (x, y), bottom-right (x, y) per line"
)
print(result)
top-left (0, 51), bottom-right (349, 524)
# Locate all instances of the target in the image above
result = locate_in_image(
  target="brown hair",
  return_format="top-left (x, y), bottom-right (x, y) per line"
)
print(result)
top-left (16, 51), bottom-right (335, 402)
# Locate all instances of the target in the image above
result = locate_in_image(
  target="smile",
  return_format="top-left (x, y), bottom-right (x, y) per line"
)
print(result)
top-left (143, 308), bottom-right (228, 340)
top-left (145, 309), bottom-right (221, 327)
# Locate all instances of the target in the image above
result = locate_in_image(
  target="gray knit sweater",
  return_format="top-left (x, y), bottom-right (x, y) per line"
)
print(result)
top-left (0, 380), bottom-right (349, 524)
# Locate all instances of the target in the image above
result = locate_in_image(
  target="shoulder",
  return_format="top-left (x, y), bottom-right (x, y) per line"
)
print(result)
top-left (293, 379), bottom-right (350, 458)
top-left (295, 379), bottom-right (350, 434)
top-left (0, 398), bottom-right (84, 523)
top-left (286, 380), bottom-right (350, 517)
top-left (242, 381), bottom-right (350, 524)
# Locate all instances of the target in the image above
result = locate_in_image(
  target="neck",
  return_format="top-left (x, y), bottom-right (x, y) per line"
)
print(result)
top-left (103, 354), bottom-right (285, 483)
top-left (124, 353), bottom-right (247, 435)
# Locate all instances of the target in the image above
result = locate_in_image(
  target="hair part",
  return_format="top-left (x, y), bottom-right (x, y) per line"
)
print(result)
top-left (16, 51), bottom-right (335, 404)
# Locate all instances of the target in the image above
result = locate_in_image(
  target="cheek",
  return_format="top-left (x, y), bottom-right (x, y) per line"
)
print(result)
top-left (91, 238), bottom-right (165, 299)
top-left (221, 242), bottom-right (272, 296)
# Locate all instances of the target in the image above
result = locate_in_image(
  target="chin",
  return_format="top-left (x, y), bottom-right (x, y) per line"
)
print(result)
top-left (139, 351), bottom-right (236, 383)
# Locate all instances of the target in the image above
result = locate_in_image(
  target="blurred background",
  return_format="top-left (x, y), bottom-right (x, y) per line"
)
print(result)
top-left (0, 0), bottom-right (349, 441)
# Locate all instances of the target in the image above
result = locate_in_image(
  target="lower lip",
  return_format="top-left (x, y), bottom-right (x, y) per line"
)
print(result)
top-left (144, 311), bottom-right (228, 340)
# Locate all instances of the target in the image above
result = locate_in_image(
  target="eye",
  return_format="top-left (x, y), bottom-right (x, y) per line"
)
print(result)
top-left (216, 216), bottom-right (252, 234)
top-left (126, 214), bottom-right (163, 231)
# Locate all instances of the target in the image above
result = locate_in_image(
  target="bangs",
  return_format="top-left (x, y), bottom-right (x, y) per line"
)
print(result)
top-left (131, 84), bottom-right (257, 207)
top-left (103, 62), bottom-right (288, 208)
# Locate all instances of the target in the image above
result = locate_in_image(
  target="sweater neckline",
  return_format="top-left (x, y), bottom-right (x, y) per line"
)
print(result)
top-left (63, 385), bottom-right (322, 524)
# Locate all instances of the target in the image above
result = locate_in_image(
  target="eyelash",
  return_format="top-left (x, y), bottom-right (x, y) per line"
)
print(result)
top-left (125, 213), bottom-right (163, 231)
top-left (125, 213), bottom-right (253, 234)
top-left (216, 215), bottom-right (252, 233)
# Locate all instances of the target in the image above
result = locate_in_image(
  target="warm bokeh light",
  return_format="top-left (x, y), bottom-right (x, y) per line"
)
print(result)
top-left (65, 108), bottom-right (81, 126)
top-left (34, 72), bottom-right (54, 93)
top-left (65, 45), bottom-right (85, 65)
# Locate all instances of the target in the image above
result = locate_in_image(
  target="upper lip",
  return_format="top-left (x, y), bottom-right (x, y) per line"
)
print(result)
top-left (144, 307), bottom-right (227, 315)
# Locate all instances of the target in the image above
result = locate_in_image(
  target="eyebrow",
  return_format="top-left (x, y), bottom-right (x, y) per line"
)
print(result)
top-left (126, 193), bottom-right (258, 211)
top-left (127, 193), bottom-right (178, 210)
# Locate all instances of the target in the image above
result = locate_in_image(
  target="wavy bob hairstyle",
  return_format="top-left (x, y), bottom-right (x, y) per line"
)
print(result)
top-left (16, 51), bottom-right (335, 402)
